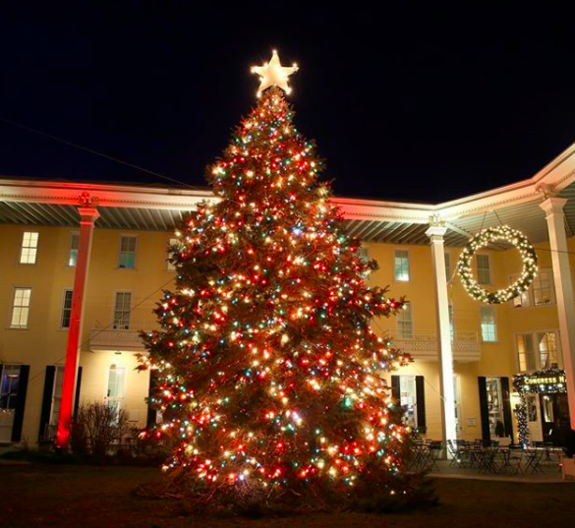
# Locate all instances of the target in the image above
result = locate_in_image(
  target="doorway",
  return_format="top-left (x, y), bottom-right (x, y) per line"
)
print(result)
top-left (0, 365), bottom-right (21, 443)
top-left (540, 392), bottom-right (570, 446)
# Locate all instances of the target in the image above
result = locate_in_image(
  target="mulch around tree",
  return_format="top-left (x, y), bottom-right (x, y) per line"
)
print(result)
top-left (0, 464), bottom-right (574, 527)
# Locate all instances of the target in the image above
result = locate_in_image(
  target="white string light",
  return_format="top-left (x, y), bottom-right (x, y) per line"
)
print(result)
top-left (457, 225), bottom-right (538, 304)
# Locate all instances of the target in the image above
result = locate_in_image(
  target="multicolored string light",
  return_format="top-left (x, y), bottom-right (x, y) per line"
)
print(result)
top-left (140, 86), bottom-right (411, 502)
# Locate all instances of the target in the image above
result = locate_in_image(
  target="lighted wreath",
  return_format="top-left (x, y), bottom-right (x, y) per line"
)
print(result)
top-left (457, 225), bottom-right (538, 304)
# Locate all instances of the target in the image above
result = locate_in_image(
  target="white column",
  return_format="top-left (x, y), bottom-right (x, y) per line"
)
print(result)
top-left (426, 223), bottom-right (457, 447)
top-left (540, 197), bottom-right (575, 429)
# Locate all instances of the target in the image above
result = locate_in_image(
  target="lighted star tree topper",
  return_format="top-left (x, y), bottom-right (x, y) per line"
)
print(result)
top-left (141, 51), bottom-right (419, 512)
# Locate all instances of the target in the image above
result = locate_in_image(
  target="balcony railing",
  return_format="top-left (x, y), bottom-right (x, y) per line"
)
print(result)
top-left (389, 330), bottom-right (481, 363)
top-left (89, 319), bottom-right (156, 353)
top-left (89, 321), bottom-right (481, 362)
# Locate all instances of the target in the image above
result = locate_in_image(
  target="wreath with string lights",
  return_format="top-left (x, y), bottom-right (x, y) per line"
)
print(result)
top-left (457, 225), bottom-right (538, 304)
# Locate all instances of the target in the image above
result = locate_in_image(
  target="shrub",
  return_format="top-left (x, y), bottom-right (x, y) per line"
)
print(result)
top-left (71, 403), bottom-right (130, 457)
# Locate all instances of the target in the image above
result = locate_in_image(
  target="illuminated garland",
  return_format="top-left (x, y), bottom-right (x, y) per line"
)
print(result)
top-left (457, 225), bottom-right (538, 304)
top-left (512, 368), bottom-right (566, 446)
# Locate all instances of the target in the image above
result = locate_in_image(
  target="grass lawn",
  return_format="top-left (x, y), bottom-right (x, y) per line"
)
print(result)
top-left (0, 464), bottom-right (574, 528)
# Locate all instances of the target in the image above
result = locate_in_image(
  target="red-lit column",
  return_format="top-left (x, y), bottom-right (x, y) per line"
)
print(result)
top-left (56, 206), bottom-right (99, 450)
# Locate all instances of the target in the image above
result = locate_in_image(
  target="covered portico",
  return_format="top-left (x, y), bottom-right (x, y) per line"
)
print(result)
top-left (3, 138), bottom-right (575, 448)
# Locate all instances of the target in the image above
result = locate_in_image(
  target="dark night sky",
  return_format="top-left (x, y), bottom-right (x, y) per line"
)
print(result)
top-left (1, 4), bottom-right (575, 203)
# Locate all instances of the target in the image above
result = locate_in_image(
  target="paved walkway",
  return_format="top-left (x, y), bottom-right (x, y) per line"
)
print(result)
top-left (428, 459), bottom-right (571, 483)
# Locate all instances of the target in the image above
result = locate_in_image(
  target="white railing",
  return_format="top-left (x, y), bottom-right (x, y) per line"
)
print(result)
top-left (89, 319), bottom-right (157, 353)
top-left (385, 329), bottom-right (481, 362)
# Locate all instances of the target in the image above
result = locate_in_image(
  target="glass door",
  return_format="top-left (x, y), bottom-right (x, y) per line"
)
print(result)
top-left (485, 378), bottom-right (505, 439)
top-left (527, 394), bottom-right (543, 443)
top-left (106, 365), bottom-right (126, 417)
top-left (0, 365), bottom-right (20, 443)
top-left (399, 376), bottom-right (417, 427)
top-left (540, 393), bottom-right (570, 446)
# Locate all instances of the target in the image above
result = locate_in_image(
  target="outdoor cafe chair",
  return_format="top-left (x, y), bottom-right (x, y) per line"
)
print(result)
top-left (524, 448), bottom-right (545, 474)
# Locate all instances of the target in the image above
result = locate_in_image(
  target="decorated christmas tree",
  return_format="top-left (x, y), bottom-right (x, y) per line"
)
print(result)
top-left (142, 51), bottom-right (420, 512)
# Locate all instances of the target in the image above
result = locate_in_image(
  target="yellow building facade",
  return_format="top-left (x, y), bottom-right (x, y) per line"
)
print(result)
top-left (2, 151), bottom-right (575, 449)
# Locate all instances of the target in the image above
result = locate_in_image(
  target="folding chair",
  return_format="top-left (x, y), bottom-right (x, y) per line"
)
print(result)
top-left (524, 449), bottom-right (544, 474)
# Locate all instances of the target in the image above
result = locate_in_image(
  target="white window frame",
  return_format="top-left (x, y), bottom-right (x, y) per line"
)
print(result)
top-left (537, 330), bottom-right (562, 369)
top-left (9, 287), bottom-right (32, 329)
top-left (112, 291), bottom-right (133, 330)
top-left (515, 330), bottom-right (562, 372)
top-left (397, 302), bottom-right (414, 339)
top-left (60, 289), bottom-right (74, 329)
top-left (105, 364), bottom-right (127, 414)
top-left (19, 231), bottom-right (39, 265)
top-left (532, 269), bottom-right (556, 306)
top-left (515, 332), bottom-right (537, 372)
top-left (476, 253), bottom-right (491, 286)
top-left (480, 306), bottom-right (497, 342)
top-left (394, 249), bottom-right (411, 282)
top-left (511, 268), bottom-right (556, 308)
top-left (67, 232), bottom-right (80, 267)
top-left (117, 234), bottom-right (137, 269)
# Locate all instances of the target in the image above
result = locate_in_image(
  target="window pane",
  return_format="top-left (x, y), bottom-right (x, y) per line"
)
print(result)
top-left (476, 255), bottom-right (491, 285)
top-left (20, 231), bottom-right (39, 264)
top-left (10, 288), bottom-right (32, 328)
top-left (114, 292), bottom-right (131, 329)
top-left (0, 366), bottom-right (21, 410)
top-left (399, 375), bottom-right (417, 427)
top-left (397, 303), bottom-right (413, 339)
top-left (480, 306), bottom-right (496, 342)
top-left (516, 334), bottom-right (536, 371)
top-left (119, 236), bottom-right (136, 268)
top-left (527, 395), bottom-right (538, 421)
top-left (538, 332), bottom-right (560, 369)
top-left (68, 233), bottom-right (80, 266)
top-left (486, 378), bottom-right (505, 438)
top-left (107, 367), bottom-right (126, 398)
top-left (61, 290), bottom-right (74, 328)
top-left (49, 367), bottom-right (65, 427)
top-left (394, 250), bottom-right (410, 281)
top-left (533, 270), bottom-right (554, 305)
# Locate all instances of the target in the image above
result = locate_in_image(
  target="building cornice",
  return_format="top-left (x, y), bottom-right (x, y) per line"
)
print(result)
top-left (3, 135), bottom-right (575, 224)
